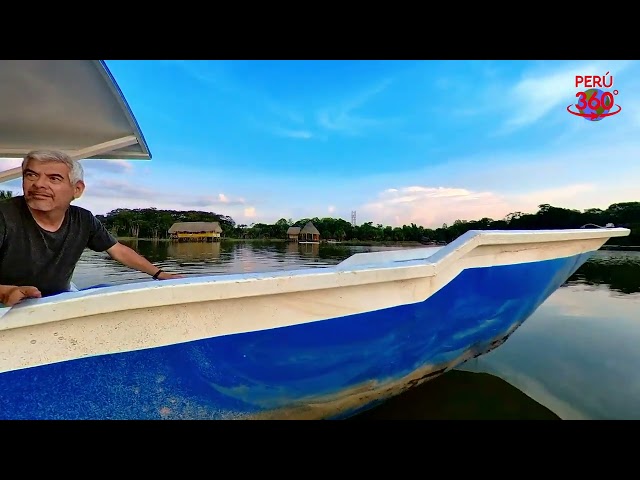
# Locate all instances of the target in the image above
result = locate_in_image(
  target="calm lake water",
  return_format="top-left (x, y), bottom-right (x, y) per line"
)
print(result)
top-left (72, 240), bottom-right (640, 420)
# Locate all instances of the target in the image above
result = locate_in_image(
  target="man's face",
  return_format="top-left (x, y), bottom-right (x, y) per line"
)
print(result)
top-left (22, 160), bottom-right (85, 212)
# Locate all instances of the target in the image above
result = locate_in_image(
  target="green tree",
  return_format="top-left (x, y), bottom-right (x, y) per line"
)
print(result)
top-left (94, 200), bottom-right (639, 246)
top-left (0, 190), bottom-right (13, 201)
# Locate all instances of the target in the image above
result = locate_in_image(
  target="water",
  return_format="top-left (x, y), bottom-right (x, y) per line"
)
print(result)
top-left (72, 240), bottom-right (640, 420)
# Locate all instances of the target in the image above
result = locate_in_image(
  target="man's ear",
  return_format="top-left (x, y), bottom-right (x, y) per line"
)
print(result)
top-left (73, 180), bottom-right (86, 199)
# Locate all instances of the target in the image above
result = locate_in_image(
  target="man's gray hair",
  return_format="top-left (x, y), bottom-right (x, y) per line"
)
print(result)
top-left (22, 150), bottom-right (84, 184)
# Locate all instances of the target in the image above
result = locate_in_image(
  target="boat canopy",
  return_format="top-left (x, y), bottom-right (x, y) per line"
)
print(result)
top-left (0, 60), bottom-right (151, 182)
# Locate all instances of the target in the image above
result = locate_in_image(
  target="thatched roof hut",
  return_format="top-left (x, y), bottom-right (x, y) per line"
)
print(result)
top-left (300, 222), bottom-right (320, 236)
top-left (286, 226), bottom-right (301, 235)
top-left (168, 221), bottom-right (222, 234)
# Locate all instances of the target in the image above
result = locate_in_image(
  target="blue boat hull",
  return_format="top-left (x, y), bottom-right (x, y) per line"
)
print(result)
top-left (0, 251), bottom-right (592, 419)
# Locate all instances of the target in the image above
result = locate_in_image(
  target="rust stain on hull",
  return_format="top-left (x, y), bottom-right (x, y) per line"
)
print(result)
top-left (247, 325), bottom-right (519, 420)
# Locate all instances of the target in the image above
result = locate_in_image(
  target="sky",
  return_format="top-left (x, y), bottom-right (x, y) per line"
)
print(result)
top-left (1, 59), bottom-right (639, 228)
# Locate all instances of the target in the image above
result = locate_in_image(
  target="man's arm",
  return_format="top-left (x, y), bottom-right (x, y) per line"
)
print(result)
top-left (106, 242), bottom-right (183, 280)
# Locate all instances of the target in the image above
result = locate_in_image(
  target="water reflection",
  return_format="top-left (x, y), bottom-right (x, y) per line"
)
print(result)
top-left (351, 370), bottom-right (560, 420)
top-left (70, 240), bottom-right (640, 419)
top-left (167, 240), bottom-right (221, 262)
top-left (297, 242), bottom-right (320, 258)
top-left (461, 255), bottom-right (640, 419)
top-left (285, 241), bottom-right (300, 256)
top-left (566, 251), bottom-right (640, 294)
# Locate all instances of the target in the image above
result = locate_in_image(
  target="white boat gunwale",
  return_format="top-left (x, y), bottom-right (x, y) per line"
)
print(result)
top-left (0, 226), bottom-right (629, 332)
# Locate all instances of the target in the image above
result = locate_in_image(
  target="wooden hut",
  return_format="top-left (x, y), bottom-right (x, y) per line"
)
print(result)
top-left (168, 221), bottom-right (223, 242)
top-left (286, 226), bottom-right (301, 242)
top-left (299, 222), bottom-right (320, 243)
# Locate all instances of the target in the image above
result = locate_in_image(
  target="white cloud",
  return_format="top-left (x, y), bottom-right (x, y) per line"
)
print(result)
top-left (0, 158), bottom-right (22, 170)
top-left (82, 159), bottom-right (134, 175)
top-left (74, 192), bottom-right (258, 226)
top-left (316, 78), bottom-right (397, 136)
top-left (360, 186), bottom-right (512, 227)
top-left (512, 184), bottom-right (597, 208)
top-left (621, 95), bottom-right (640, 128)
top-left (343, 129), bottom-right (640, 222)
top-left (443, 60), bottom-right (637, 135)
top-left (85, 179), bottom-right (155, 199)
top-left (72, 177), bottom-right (244, 208)
top-left (358, 179), bottom-right (634, 228)
top-left (273, 128), bottom-right (314, 139)
top-left (500, 60), bottom-right (635, 131)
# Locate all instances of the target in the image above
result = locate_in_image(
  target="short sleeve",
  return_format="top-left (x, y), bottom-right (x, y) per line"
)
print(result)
top-left (87, 213), bottom-right (117, 252)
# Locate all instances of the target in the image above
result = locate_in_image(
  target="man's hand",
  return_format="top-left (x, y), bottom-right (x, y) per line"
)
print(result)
top-left (157, 271), bottom-right (185, 280)
top-left (1, 286), bottom-right (42, 307)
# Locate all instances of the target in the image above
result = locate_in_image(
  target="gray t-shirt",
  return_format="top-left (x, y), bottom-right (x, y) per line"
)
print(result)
top-left (0, 195), bottom-right (117, 297)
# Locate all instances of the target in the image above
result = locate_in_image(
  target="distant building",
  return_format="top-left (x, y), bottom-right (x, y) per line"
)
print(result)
top-left (168, 221), bottom-right (223, 242)
top-left (286, 223), bottom-right (321, 243)
top-left (299, 222), bottom-right (321, 243)
top-left (286, 226), bottom-right (301, 242)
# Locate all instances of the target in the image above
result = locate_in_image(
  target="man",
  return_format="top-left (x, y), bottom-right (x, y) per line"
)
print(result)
top-left (0, 149), bottom-right (182, 307)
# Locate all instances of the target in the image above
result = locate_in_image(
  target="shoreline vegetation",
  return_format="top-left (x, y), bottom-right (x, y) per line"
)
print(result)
top-left (114, 236), bottom-right (640, 250)
top-left (99, 201), bottom-right (640, 248)
top-left (115, 236), bottom-right (426, 247)
top-left (1, 190), bottom-right (638, 248)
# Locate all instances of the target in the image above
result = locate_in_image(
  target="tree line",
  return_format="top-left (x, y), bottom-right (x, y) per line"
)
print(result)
top-left (85, 201), bottom-right (640, 246)
top-left (93, 201), bottom-right (638, 245)
top-left (1, 190), bottom-right (638, 245)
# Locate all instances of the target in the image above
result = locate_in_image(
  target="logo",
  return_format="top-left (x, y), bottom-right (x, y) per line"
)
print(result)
top-left (566, 72), bottom-right (621, 121)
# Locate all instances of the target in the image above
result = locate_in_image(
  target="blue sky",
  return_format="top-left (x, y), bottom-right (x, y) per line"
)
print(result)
top-left (2, 59), bottom-right (639, 228)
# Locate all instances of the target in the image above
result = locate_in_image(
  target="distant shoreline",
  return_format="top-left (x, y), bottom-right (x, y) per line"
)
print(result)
top-left (115, 236), bottom-right (424, 247)
top-left (600, 245), bottom-right (640, 251)
top-left (115, 237), bottom-right (639, 251)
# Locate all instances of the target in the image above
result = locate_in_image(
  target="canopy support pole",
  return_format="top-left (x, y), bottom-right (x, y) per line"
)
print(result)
top-left (0, 135), bottom-right (139, 183)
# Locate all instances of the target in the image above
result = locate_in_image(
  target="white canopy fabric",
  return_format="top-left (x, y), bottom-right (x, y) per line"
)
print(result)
top-left (0, 60), bottom-right (151, 182)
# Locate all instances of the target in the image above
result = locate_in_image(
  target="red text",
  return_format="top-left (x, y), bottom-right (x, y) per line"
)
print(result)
top-left (575, 72), bottom-right (614, 89)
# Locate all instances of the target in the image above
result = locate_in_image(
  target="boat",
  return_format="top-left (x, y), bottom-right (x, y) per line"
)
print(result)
top-left (0, 60), bottom-right (630, 419)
